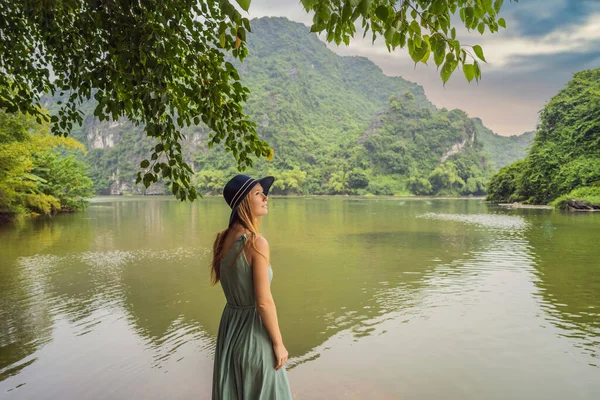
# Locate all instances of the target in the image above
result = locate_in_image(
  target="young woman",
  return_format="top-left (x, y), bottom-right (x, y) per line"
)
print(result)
top-left (211, 174), bottom-right (293, 399)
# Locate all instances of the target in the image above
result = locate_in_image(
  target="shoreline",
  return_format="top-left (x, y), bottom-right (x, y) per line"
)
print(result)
top-left (91, 193), bottom-right (487, 200)
top-left (497, 201), bottom-right (600, 212)
top-left (497, 203), bottom-right (554, 210)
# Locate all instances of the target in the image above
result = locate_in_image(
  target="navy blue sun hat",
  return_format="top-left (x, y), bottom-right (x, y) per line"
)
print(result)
top-left (223, 174), bottom-right (275, 227)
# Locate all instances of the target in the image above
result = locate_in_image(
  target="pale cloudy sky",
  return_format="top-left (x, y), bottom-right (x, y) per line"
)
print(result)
top-left (246, 0), bottom-right (600, 136)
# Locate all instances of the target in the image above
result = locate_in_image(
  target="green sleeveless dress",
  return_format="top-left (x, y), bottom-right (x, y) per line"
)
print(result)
top-left (212, 233), bottom-right (293, 399)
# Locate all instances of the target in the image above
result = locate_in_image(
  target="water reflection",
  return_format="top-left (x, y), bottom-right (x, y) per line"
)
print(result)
top-left (524, 212), bottom-right (600, 366)
top-left (291, 208), bottom-right (599, 399)
top-left (1, 197), bottom-right (599, 399)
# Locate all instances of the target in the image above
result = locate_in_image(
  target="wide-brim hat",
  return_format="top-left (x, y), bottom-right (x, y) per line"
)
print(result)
top-left (223, 174), bottom-right (275, 227)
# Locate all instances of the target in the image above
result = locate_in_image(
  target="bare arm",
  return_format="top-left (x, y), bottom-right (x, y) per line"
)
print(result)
top-left (251, 235), bottom-right (288, 370)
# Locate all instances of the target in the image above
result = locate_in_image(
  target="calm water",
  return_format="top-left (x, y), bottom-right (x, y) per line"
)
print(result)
top-left (1, 196), bottom-right (599, 399)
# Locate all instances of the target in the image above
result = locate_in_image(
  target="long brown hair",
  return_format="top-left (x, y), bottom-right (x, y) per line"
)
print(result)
top-left (211, 193), bottom-right (269, 285)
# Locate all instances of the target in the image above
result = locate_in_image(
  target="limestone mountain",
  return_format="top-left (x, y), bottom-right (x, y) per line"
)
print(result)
top-left (43, 17), bottom-right (533, 196)
top-left (487, 68), bottom-right (600, 206)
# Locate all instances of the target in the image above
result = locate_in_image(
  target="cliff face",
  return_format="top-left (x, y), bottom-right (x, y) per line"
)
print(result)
top-left (80, 116), bottom-right (207, 195)
top-left (440, 133), bottom-right (475, 163)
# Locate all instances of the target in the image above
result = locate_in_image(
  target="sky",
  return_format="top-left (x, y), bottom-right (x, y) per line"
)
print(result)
top-left (245, 0), bottom-right (600, 136)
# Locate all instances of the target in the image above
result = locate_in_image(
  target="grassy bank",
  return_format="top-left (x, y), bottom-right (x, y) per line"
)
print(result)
top-left (550, 187), bottom-right (600, 210)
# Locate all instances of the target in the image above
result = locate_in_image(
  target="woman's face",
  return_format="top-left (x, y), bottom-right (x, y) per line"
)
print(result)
top-left (249, 183), bottom-right (268, 218)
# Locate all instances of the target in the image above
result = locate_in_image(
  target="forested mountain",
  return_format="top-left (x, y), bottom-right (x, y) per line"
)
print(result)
top-left (487, 68), bottom-right (600, 206)
top-left (357, 92), bottom-right (490, 195)
top-left (474, 121), bottom-right (535, 169)
top-left (42, 17), bottom-right (532, 197)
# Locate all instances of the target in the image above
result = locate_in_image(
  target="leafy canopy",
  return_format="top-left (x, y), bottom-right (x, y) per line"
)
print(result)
top-left (0, 0), bottom-right (515, 200)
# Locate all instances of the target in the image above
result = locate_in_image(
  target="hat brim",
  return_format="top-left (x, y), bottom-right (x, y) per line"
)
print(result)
top-left (228, 176), bottom-right (275, 227)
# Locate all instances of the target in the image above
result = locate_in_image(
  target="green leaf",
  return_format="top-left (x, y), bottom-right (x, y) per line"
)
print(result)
top-left (494, 0), bottom-right (504, 13)
top-left (420, 46), bottom-right (430, 64)
top-left (243, 18), bottom-right (251, 32)
top-left (234, 0), bottom-right (251, 12)
top-left (483, 0), bottom-right (494, 14)
top-left (384, 26), bottom-right (395, 43)
top-left (359, 0), bottom-right (373, 16)
top-left (477, 22), bottom-right (485, 34)
top-left (410, 41), bottom-right (428, 63)
top-left (498, 18), bottom-right (506, 28)
top-left (140, 160), bottom-right (150, 168)
top-left (375, 5), bottom-right (389, 20)
top-left (463, 64), bottom-right (475, 82)
top-left (433, 39), bottom-right (446, 67)
top-left (431, 1), bottom-right (445, 14)
top-left (342, 2), bottom-right (352, 21)
top-left (465, 6), bottom-right (475, 28)
top-left (143, 173), bottom-right (152, 188)
top-left (410, 20), bottom-right (421, 36)
top-left (440, 59), bottom-right (458, 85)
top-left (474, 60), bottom-right (482, 81)
top-left (474, 4), bottom-right (484, 19)
top-left (414, 34), bottom-right (422, 48)
top-left (473, 45), bottom-right (486, 62)
top-left (440, 62), bottom-right (452, 84)
top-left (301, 0), bottom-right (319, 9)
top-left (310, 23), bottom-right (324, 33)
top-left (318, 5), bottom-right (331, 20)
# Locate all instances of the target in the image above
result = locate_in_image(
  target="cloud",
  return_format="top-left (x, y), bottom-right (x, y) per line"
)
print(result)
top-left (476, 12), bottom-right (600, 69)
top-left (500, 0), bottom-right (600, 38)
top-left (247, 0), bottom-right (311, 24)
top-left (244, 0), bottom-right (600, 136)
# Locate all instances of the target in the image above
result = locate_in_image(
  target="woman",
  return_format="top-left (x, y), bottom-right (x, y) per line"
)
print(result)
top-left (211, 174), bottom-right (293, 399)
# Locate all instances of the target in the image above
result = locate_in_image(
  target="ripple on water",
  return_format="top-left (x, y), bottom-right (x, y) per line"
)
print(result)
top-left (134, 316), bottom-right (215, 370)
top-left (418, 212), bottom-right (530, 232)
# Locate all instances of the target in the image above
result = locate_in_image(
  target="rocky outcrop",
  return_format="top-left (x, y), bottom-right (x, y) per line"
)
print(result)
top-left (440, 140), bottom-right (467, 162)
top-left (567, 200), bottom-right (600, 211)
top-left (85, 117), bottom-right (129, 149)
top-left (109, 180), bottom-right (133, 195)
top-left (440, 123), bottom-right (475, 162)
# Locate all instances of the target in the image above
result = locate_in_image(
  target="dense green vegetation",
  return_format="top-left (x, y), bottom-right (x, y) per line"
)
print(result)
top-left (1, 1), bottom-right (513, 200)
top-left (359, 92), bottom-right (491, 195)
top-left (50, 17), bottom-right (528, 198)
top-left (195, 89), bottom-right (491, 196)
top-left (487, 69), bottom-right (600, 206)
top-left (0, 111), bottom-right (94, 219)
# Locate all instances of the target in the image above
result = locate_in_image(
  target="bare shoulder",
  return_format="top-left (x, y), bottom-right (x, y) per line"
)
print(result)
top-left (247, 234), bottom-right (270, 265)
top-left (254, 235), bottom-right (269, 251)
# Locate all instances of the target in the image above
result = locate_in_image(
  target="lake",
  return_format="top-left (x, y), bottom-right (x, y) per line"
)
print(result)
top-left (1, 196), bottom-right (599, 399)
